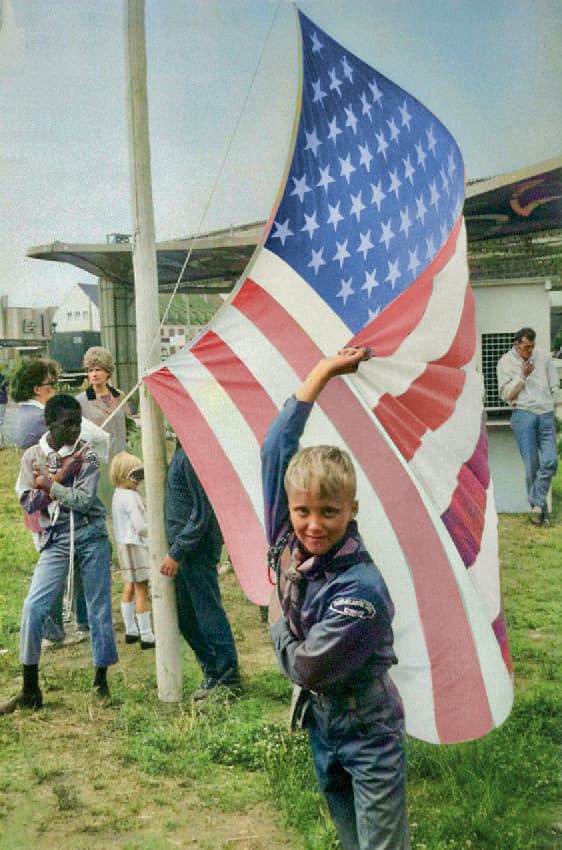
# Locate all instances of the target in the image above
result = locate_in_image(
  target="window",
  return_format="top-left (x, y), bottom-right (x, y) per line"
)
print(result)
top-left (67, 311), bottom-right (72, 320)
top-left (481, 332), bottom-right (513, 411)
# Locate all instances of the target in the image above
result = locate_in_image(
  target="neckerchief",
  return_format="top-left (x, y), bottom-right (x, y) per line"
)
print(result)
top-left (278, 520), bottom-right (371, 639)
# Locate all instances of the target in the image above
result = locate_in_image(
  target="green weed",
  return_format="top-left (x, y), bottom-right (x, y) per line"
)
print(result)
top-left (0, 444), bottom-right (560, 849)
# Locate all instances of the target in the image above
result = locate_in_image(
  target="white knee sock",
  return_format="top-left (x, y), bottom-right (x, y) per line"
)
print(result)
top-left (121, 601), bottom-right (138, 635)
top-left (137, 611), bottom-right (155, 642)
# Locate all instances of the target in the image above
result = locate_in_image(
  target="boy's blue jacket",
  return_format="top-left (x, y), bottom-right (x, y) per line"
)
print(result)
top-left (261, 395), bottom-right (397, 696)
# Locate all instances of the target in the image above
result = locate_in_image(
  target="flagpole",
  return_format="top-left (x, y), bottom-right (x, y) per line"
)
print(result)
top-left (125, 0), bottom-right (182, 701)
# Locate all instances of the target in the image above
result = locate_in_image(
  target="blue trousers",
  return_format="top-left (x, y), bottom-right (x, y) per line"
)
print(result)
top-left (307, 675), bottom-right (410, 850)
top-left (175, 559), bottom-right (238, 679)
top-left (510, 409), bottom-right (558, 509)
top-left (20, 519), bottom-right (118, 668)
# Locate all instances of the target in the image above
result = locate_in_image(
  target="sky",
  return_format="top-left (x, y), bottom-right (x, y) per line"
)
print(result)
top-left (0, 0), bottom-right (560, 308)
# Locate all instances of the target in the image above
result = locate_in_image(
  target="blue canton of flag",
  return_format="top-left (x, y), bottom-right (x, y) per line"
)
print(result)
top-left (265, 11), bottom-right (465, 334)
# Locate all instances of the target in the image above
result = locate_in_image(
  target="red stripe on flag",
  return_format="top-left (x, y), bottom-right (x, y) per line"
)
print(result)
top-left (351, 217), bottom-right (462, 356)
top-left (374, 363), bottom-right (466, 462)
top-left (191, 329), bottom-right (278, 444)
top-left (442, 419), bottom-right (491, 568)
top-left (233, 280), bottom-right (321, 380)
top-left (492, 610), bottom-right (513, 674)
top-left (442, 463), bottom-right (487, 568)
top-left (233, 284), bottom-right (493, 741)
top-left (373, 394), bottom-right (426, 458)
top-left (144, 365), bottom-right (270, 605)
top-left (372, 282), bottom-right (475, 462)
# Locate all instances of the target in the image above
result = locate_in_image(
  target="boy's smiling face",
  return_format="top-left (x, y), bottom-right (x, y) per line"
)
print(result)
top-left (48, 409), bottom-right (82, 450)
top-left (287, 488), bottom-right (358, 556)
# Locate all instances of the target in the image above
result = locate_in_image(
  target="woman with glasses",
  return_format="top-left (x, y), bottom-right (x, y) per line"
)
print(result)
top-left (9, 358), bottom-right (60, 449)
top-left (8, 356), bottom-right (93, 648)
top-left (7, 358), bottom-right (76, 646)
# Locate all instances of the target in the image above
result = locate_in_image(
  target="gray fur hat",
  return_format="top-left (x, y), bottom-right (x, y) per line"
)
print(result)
top-left (83, 346), bottom-right (114, 375)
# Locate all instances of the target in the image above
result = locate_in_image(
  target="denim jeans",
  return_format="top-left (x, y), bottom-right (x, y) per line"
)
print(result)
top-left (20, 519), bottom-right (118, 668)
top-left (510, 409), bottom-right (558, 509)
top-left (307, 674), bottom-right (410, 850)
top-left (175, 559), bottom-right (238, 679)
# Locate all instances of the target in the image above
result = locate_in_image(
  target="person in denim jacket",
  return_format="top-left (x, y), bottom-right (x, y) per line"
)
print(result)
top-left (0, 394), bottom-right (117, 713)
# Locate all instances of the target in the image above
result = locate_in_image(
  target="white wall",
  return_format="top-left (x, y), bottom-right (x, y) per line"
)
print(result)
top-left (52, 285), bottom-right (99, 333)
top-left (473, 278), bottom-right (551, 356)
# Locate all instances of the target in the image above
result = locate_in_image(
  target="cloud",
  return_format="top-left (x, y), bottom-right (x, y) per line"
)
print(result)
top-left (0, 0), bottom-right (25, 69)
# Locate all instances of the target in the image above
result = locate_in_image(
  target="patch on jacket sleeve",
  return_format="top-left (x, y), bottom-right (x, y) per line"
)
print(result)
top-left (329, 597), bottom-right (376, 620)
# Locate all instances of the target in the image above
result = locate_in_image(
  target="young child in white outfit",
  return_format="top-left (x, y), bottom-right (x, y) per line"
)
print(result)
top-left (110, 452), bottom-right (155, 649)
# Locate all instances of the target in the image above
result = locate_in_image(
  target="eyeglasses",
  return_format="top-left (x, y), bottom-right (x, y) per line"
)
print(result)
top-left (41, 380), bottom-right (59, 387)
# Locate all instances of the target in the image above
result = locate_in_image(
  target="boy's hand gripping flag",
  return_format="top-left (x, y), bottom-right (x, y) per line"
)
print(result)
top-left (144, 10), bottom-right (513, 743)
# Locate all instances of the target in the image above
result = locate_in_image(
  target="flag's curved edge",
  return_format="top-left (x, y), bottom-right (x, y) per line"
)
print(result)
top-left (143, 362), bottom-right (271, 605)
top-left (260, 5), bottom-right (305, 249)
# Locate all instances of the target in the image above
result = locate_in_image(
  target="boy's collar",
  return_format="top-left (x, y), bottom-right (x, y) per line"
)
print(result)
top-left (39, 432), bottom-right (75, 457)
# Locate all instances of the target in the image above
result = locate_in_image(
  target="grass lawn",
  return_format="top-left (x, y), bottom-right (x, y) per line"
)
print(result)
top-left (0, 444), bottom-right (560, 849)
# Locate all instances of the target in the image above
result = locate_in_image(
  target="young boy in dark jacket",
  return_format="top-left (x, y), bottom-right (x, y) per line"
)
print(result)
top-left (0, 394), bottom-right (117, 713)
top-left (261, 347), bottom-right (409, 850)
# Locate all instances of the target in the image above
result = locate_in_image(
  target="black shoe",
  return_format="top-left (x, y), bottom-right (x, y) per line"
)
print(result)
top-left (191, 666), bottom-right (241, 701)
top-left (92, 683), bottom-right (111, 706)
top-left (191, 676), bottom-right (218, 701)
top-left (530, 507), bottom-right (543, 526)
top-left (140, 639), bottom-right (156, 650)
top-left (217, 665), bottom-right (242, 690)
top-left (0, 689), bottom-right (43, 715)
top-left (125, 634), bottom-right (140, 644)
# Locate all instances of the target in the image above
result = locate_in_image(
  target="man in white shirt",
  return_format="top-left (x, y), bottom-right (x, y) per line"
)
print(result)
top-left (496, 327), bottom-right (559, 526)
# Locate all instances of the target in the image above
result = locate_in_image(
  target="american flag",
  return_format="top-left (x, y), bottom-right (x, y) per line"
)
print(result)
top-left (144, 10), bottom-right (513, 743)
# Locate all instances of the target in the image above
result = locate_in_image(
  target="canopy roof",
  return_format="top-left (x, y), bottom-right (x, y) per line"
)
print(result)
top-left (27, 158), bottom-right (561, 291)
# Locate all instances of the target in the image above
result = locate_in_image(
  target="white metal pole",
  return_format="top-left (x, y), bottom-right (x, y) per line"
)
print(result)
top-left (125, 0), bottom-right (182, 701)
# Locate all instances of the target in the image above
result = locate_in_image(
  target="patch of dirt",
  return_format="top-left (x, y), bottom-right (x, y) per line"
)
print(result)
top-left (0, 572), bottom-right (302, 850)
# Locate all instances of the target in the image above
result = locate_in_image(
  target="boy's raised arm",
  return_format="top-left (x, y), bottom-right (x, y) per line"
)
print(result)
top-left (295, 347), bottom-right (371, 404)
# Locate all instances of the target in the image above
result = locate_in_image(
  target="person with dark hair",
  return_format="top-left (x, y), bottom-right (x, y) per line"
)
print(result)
top-left (0, 363), bottom-right (9, 446)
top-left (9, 357), bottom-right (60, 449)
top-left (0, 394), bottom-right (118, 713)
top-left (497, 327), bottom-right (559, 526)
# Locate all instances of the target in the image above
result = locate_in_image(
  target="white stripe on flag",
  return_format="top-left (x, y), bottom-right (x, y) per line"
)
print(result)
top-left (167, 350), bottom-right (265, 522)
top-left (250, 248), bottom-right (352, 351)
top-left (467, 489), bottom-right (502, 622)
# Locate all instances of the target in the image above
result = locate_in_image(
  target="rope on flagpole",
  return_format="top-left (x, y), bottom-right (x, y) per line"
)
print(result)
top-left (91, 0), bottom-right (284, 431)
top-left (139, 0), bottom-right (284, 376)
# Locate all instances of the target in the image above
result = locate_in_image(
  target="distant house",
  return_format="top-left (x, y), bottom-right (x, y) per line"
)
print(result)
top-left (51, 283), bottom-right (100, 333)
